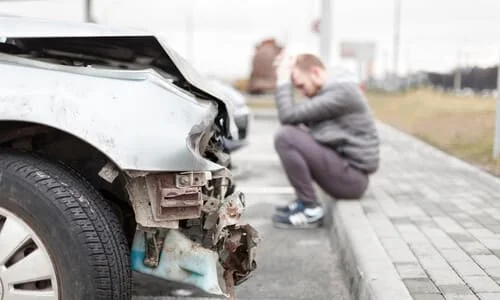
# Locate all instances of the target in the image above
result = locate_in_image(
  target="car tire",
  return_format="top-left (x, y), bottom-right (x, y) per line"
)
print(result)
top-left (0, 150), bottom-right (131, 300)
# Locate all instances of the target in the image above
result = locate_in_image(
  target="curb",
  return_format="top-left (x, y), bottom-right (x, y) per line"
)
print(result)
top-left (325, 197), bottom-right (412, 300)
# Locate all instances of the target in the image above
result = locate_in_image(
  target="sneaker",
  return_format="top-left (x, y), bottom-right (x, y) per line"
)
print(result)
top-left (275, 199), bottom-right (304, 215)
top-left (272, 204), bottom-right (324, 229)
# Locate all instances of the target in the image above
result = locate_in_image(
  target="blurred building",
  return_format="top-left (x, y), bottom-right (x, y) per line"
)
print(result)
top-left (247, 38), bottom-right (282, 94)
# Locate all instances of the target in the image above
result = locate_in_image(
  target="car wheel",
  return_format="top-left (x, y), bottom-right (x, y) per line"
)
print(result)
top-left (0, 151), bottom-right (131, 300)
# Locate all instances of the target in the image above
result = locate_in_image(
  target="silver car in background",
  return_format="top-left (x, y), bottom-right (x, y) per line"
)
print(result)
top-left (210, 79), bottom-right (251, 153)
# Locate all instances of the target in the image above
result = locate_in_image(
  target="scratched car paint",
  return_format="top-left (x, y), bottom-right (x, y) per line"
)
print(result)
top-left (0, 15), bottom-right (259, 299)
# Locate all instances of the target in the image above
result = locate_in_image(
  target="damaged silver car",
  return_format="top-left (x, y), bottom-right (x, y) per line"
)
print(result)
top-left (0, 16), bottom-right (259, 300)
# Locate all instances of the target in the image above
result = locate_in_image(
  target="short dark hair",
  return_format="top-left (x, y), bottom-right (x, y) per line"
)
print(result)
top-left (294, 54), bottom-right (325, 71)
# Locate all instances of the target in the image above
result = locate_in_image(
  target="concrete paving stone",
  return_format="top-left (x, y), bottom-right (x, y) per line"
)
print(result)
top-left (434, 217), bottom-right (468, 235)
top-left (470, 213), bottom-right (489, 219)
top-left (456, 204), bottom-right (479, 213)
top-left (427, 268), bottom-right (465, 285)
top-left (411, 243), bottom-right (441, 257)
top-left (411, 215), bottom-right (434, 222)
top-left (478, 293), bottom-right (500, 300)
top-left (462, 276), bottom-right (500, 293)
top-left (366, 214), bottom-right (402, 238)
top-left (437, 284), bottom-right (473, 295)
top-left (438, 204), bottom-right (462, 214)
top-left (412, 295), bottom-right (446, 300)
top-left (468, 228), bottom-right (496, 238)
top-left (473, 255), bottom-right (500, 269)
top-left (418, 202), bottom-right (442, 211)
top-left (425, 209), bottom-right (447, 217)
top-left (397, 224), bottom-right (431, 244)
top-left (403, 205), bottom-right (428, 217)
top-left (434, 239), bottom-right (463, 250)
top-left (385, 241), bottom-right (420, 263)
top-left (391, 217), bottom-right (413, 224)
top-left (440, 249), bottom-right (474, 262)
top-left (421, 227), bottom-right (459, 249)
top-left (378, 198), bottom-right (408, 218)
top-left (483, 207), bottom-right (500, 214)
top-left (395, 263), bottom-right (428, 279)
top-left (443, 295), bottom-right (479, 300)
top-left (419, 255), bottom-right (453, 270)
top-left (451, 213), bottom-right (473, 221)
top-left (450, 261), bottom-right (488, 277)
top-left (490, 250), bottom-right (500, 259)
top-left (463, 222), bottom-right (485, 229)
top-left (403, 278), bottom-right (440, 294)
top-left (479, 239), bottom-right (500, 250)
top-left (484, 268), bottom-right (500, 280)
top-left (484, 225), bottom-right (500, 234)
top-left (448, 233), bottom-right (477, 243)
top-left (477, 216), bottom-right (500, 226)
top-left (381, 237), bottom-right (410, 249)
top-left (459, 242), bottom-right (492, 255)
top-left (416, 220), bottom-right (440, 228)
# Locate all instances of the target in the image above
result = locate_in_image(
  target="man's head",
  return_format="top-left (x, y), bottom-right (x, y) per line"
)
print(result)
top-left (291, 54), bottom-right (327, 97)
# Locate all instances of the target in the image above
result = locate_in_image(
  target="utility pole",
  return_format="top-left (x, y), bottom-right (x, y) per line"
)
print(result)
top-left (185, 1), bottom-right (194, 64)
top-left (454, 50), bottom-right (462, 91)
top-left (320, 0), bottom-right (332, 67)
top-left (393, 0), bottom-right (401, 88)
top-left (85, 0), bottom-right (95, 23)
top-left (406, 49), bottom-right (411, 89)
top-left (383, 49), bottom-right (389, 80)
top-left (494, 53), bottom-right (500, 158)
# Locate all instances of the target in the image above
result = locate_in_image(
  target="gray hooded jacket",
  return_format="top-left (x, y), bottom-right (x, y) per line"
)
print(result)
top-left (275, 79), bottom-right (380, 174)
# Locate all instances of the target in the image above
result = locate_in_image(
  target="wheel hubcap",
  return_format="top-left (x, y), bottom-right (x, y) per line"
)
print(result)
top-left (0, 207), bottom-right (58, 300)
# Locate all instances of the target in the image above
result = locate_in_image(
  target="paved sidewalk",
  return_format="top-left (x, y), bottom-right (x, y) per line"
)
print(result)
top-left (335, 122), bottom-right (500, 300)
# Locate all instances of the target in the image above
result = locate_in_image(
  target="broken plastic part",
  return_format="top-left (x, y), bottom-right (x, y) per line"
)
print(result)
top-left (131, 229), bottom-right (225, 296)
top-left (220, 224), bottom-right (260, 287)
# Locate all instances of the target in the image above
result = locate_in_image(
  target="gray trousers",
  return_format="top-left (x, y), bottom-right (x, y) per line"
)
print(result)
top-left (274, 125), bottom-right (369, 203)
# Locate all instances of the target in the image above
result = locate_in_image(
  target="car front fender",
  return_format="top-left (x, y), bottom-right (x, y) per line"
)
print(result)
top-left (0, 61), bottom-right (223, 172)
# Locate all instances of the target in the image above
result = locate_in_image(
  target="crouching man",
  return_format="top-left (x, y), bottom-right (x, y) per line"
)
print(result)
top-left (272, 54), bottom-right (380, 228)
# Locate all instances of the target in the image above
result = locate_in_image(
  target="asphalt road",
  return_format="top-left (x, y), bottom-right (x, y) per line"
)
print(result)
top-left (133, 115), bottom-right (351, 300)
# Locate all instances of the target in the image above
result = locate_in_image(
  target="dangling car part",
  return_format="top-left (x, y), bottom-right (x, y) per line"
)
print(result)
top-left (209, 79), bottom-right (252, 154)
top-left (0, 15), bottom-right (259, 299)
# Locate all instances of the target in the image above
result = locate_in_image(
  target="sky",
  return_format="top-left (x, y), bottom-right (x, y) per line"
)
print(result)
top-left (1, 0), bottom-right (500, 80)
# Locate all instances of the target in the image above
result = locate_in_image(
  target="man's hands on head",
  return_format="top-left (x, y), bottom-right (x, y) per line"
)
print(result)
top-left (274, 53), bottom-right (296, 86)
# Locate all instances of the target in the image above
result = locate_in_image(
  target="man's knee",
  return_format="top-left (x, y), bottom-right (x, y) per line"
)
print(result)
top-left (274, 125), bottom-right (300, 150)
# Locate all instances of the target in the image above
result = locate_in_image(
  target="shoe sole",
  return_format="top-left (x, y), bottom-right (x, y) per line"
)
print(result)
top-left (272, 220), bottom-right (324, 229)
top-left (274, 207), bottom-right (323, 217)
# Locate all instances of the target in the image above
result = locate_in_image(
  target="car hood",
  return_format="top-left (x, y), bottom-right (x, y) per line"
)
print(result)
top-left (0, 15), bottom-right (234, 133)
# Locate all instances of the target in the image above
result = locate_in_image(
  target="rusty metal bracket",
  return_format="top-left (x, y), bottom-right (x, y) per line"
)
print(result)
top-left (224, 269), bottom-right (236, 300)
top-left (176, 171), bottom-right (212, 188)
top-left (202, 194), bottom-right (220, 213)
top-left (143, 228), bottom-right (168, 268)
top-left (143, 174), bottom-right (204, 222)
top-left (220, 224), bottom-right (260, 290)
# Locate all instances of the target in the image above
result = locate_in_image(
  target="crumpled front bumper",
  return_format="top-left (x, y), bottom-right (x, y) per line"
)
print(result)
top-left (126, 170), bottom-right (260, 298)
top-left (131, 223), bottom-right (259, 297)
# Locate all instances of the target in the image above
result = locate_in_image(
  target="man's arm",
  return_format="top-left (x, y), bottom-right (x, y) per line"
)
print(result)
top-left (275, 83), bottom-right (358, 125)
